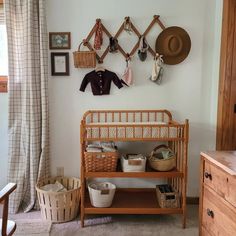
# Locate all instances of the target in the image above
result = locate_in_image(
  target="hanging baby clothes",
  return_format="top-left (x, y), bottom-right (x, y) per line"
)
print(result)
top-left (149, 54), bottom-right (164, 85)
top-left (94, 19), bottom-right (103, 50)
top-left (122, 59), bottom-right (133, 86)
top-left (123, 17), bottom-right (132, 34)
top-left (138, 36), bottom-right (149, 61)
top-left (80, 69), bottom-right (123, 95)
top-left (109, 37), bottom-right (119, 53)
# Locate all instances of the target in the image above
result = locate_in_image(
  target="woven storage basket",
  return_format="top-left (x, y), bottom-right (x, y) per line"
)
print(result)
top-left (36, 176), bottom-right (80, 223)
top-left (148, 144), bottom-right (176, 171)
top-left (156, 184), bottom-right (180, 208)
top-left (121, 154), bottom-right (146, 172)
top-left (73, 42), bottom-right (96, 68)
top-left (84, 152), bottom-right (118, 172)
top-left (88, 182), bottom-right (116, 208)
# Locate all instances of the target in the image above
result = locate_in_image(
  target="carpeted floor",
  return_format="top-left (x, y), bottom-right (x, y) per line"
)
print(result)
top-left (10, 205), bottom-right (198, 236)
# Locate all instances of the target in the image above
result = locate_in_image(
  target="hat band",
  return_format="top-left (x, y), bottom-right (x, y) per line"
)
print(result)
top-left (164, 35), bottom-right (183, 56)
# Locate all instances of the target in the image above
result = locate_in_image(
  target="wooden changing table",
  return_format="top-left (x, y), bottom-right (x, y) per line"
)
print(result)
top-left (80, 110), bottom-right (189, 227)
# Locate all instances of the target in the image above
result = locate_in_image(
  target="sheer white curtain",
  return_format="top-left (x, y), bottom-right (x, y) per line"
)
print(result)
top-left (5, 0), bottom-right (50, 213)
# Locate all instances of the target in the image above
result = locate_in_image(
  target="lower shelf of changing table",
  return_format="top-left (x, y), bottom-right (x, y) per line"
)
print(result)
top-left (84, 188), bottom-right (183, 214)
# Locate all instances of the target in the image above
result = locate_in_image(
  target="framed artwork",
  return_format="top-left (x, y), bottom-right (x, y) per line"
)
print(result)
top-left (51, 52), bottom-right (70, 76)
top-left (49, 32), bottom-right (71, 49)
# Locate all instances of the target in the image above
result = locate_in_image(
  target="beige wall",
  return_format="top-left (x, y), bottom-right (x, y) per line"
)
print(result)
top-left (0, 0), bottom-right (223, 196)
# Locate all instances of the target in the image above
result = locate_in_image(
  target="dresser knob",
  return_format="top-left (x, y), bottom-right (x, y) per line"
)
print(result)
top-left (204, 172), bottom-right (212, 180)
top-left (207, 208), bottom-right (214, 218)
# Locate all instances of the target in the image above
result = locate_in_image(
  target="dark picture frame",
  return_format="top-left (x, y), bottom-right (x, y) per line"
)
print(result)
top-left (51, 52), bottom-right (70, 76)
top-left (49, 32), bottom-right (71, 49)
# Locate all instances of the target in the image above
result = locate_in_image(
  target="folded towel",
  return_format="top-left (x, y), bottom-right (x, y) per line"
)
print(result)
top-left (126, 154), bottom-right (146, 160)
top-left (86, 147), bottom-right (103, 152)
top-left (41, 181), bottom-right (67, 192)
top-left (87, 144), bottom-right (101, 148)
top-left (102, 146), bottom-right (117, 152)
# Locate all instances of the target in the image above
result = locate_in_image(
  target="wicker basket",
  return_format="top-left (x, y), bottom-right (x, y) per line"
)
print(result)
top-left (148, 145), bottom-right (176, 171)
top-left (156, 184), bottom-right (180, 208)
top-left (36, 176), bottom-right (80, 223)
top-left (88, 182), bottom-right (116, 208)
top-left (73, 42), bottom-right (96, 68)
top-left (84, 152), bottom-right (118, 172)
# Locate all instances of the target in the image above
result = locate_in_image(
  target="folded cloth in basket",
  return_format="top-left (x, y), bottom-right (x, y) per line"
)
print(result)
top-left (40, 181), bottom-right (67, 192)
top-left (86, 147), bottom-right (103, 152)
top-left (100, 141), bottom-right (117, 152)
top-left (86, 143), bottom-right (103, 152)
top-left (126, 154), bottom-right (146, 160)
top-left (87, 144), bottom-right (101, 148)
top-left (101, 146), bottom-right (117, 152)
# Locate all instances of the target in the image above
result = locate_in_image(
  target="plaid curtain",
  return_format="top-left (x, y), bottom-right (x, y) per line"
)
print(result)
top-left (5, 0), bottom-right (50, 213)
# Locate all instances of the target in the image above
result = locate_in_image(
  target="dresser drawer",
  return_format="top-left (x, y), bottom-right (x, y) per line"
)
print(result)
top-left (204, 160), bottom-right (236, 207)
top-left (201, 226), bottom-right (214, 236)
top-left (202, 186), bottom-right (236, 236)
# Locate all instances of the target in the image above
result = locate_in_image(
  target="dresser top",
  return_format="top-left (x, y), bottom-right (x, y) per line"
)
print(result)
top-left (201, 151), bottom-right (236, 176)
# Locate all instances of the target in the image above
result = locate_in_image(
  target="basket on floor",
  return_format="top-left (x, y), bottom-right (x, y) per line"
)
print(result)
top-left (36, 176), bottom-right (80, 223)
top-left (84, 152), bottom-right (118, 172)
top-left (148, 144), bottom-right (176, 171)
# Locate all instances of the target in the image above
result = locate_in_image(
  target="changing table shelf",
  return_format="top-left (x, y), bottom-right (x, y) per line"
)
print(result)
top-left (84, 188), bottom-right (183, 215)
top-left (85, 169), bottom-right (183, 178)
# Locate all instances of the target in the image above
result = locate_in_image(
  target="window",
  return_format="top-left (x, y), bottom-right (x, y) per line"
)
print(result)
top-left (0, 1), bottom-right (8, 93)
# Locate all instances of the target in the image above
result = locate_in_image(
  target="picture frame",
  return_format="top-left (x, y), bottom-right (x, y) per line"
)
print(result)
top-left (51, 52), bottom-right (70, 76)
top-left (49, 32), bottom-right (71, 49)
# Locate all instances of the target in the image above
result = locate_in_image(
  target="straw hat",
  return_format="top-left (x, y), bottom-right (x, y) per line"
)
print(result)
top-left (155, 26), bottom-right (191, 65)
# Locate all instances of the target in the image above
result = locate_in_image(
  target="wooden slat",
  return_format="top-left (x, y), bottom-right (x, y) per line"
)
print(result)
top-left (156, 17), bottom-right (166, 30)
top-left (0, 183), bottom-right (17, 202)
top-left (84, 189), bottom-right (183, 215)
top-left (101, 23), bottom-right (112, 38)
top-left (83, 110), bottom-right (173, 122)
top-left (143, 15), bottom-right (158, 36)
top-left (85, 170), bottom-right (183, 178)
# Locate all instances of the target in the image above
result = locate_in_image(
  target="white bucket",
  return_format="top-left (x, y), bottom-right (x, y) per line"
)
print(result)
top-left (88, 182), bottom-right (116, 208)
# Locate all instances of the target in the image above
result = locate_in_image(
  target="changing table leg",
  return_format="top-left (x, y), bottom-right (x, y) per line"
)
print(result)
top-left (182, 207), bottom-right (186, 228)
top-left (80, 171), bottom-right (85, 227)
top-left (80, 132), bottom-right (86, 227)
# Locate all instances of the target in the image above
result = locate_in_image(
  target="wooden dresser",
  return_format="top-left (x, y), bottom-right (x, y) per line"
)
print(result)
top-left (199, 151), bottom-right (236, 236)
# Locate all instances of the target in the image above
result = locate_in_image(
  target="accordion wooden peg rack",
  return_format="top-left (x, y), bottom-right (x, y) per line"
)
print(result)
top-left (82, 15), bottom-right (166, 64)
